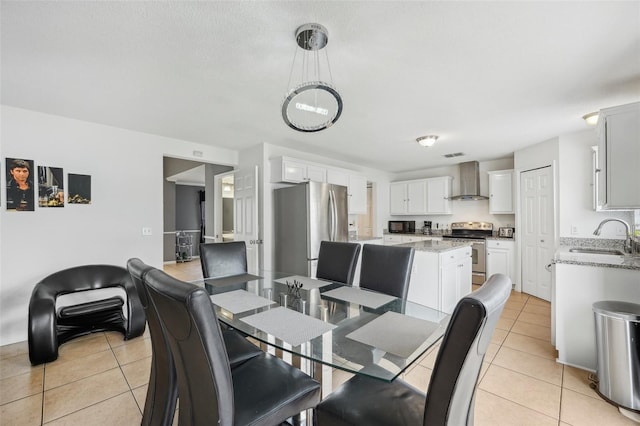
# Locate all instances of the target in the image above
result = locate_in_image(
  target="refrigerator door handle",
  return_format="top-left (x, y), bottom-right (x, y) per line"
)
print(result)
top-left (329, 189), bottom-right (336, 241)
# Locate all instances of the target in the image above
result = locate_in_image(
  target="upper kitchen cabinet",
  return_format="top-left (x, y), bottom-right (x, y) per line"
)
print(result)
top-left (271, 156), bottom-right (326, 183)
top-left (425, 176), bottom-right (453, 214)
top-left (390, 180), bottom-right (427, 215)
top-left (596, 102), bottom-right (640, 209)
top-left (327, 169), bottom-right (367, 214)
top-left (390, 177), bottom-right (453, 215)
top-left (488, 170), bottom-right (515, 214)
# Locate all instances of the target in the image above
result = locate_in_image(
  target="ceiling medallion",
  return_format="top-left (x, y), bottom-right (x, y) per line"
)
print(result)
top-left (282, 23), bottom-right (343, 132)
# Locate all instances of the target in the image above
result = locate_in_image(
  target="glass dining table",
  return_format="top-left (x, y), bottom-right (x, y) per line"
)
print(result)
top-left (193, 270), bottom-right (450, 395)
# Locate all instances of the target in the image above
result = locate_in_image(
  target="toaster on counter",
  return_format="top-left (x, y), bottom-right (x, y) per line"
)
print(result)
top-left (498, 227), bottom-right (514, 238)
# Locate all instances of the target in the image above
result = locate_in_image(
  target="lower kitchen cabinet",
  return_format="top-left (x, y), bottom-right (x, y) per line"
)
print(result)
top-left (553, 262), bottom-right (640, 371)
top-left (407, 246), bottom-right (472, 314)
top-left (486, 239), bottom-right (515, 284)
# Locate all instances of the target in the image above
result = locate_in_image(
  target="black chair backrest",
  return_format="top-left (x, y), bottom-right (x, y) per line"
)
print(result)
top-left (359, 244), bottom-right (415, 299)
top-left (199, 241), bottom-right (248, 279)
top-left (127, 258), bottom-right (177, 426)
top-left (423, 273), bottom-right (511, 425)
top-left (316, 241), bottom-right (362, 284)
top-left (144, 268), bottom-right (234, 425)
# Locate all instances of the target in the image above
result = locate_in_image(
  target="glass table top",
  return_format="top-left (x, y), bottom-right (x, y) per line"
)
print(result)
top-left (192, 271), bottom-right (450, 382)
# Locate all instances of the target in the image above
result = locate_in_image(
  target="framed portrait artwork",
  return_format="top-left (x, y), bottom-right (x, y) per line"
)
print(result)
top-left (6, 158), bottom-right (35, 211)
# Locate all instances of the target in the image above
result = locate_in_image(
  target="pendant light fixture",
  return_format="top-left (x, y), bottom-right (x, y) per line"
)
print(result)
top-left (282, 23), bottom-right (343, 132)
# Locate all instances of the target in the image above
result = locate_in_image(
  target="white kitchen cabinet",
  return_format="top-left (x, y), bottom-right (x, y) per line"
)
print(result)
top-left (425, 177), bottom-right (453, 214)
top-left (596, 102), bottom-right (640, 209)
top-left (327, 169), bottom-right (367, 214)
top-left (486, 239), bottom-right (515, 284)
top-left (389, 182), bottom-right (408, 215)
top-left (389, 180), bottom-right (427, 215)
top-left (407, 246), bottom-right (472, 314)
top-left (271, 157), bottom-right (326, 183)
top-left (488, 170), bottom-right (514, 214)
top-left (439, 249), bottom-right (473, 314)
top-left (553, 262), bottom-right (640, 371)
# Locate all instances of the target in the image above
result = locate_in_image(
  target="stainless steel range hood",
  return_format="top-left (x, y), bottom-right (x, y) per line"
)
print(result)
top-left (449, 161), bottom-right (489, 201)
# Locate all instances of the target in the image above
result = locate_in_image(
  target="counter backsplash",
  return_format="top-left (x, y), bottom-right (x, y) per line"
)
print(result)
top-left (559, 237), bottom-right (625, 250)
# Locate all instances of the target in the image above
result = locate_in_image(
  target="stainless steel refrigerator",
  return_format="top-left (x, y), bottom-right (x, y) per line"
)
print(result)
top-left (274, 181), bottom-right (349, 276)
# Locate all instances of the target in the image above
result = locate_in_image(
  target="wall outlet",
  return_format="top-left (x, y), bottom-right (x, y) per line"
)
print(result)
top-left (142, 227), bottom-right (153, 236)
top-left (571, 225), bottom-right (578, 235)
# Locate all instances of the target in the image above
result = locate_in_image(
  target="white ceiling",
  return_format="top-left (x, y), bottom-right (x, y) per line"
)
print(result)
top-left (2, 1), bottom-right (639, 173)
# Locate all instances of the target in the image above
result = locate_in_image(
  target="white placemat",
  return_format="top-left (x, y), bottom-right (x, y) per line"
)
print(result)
top-left (274, 275), bottom-right (332, 290)
top-left (209, 290), bottom-right (274, 314)
top-left (240, 307), bottom-right (336, 347)
top-left (205, 274), bottom-right (261, 287)
top-left (322, 286), bottom-right (396, 309)
top-left (346, 311), bottom-right (440, 358)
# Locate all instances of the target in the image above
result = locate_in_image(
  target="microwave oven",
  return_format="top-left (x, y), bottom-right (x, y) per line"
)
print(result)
top-left (388, 221), bottom-right (416, 233)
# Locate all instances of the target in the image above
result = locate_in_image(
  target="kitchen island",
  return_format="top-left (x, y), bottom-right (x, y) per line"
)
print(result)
top-left (395, 239), bottom-right (473, 314)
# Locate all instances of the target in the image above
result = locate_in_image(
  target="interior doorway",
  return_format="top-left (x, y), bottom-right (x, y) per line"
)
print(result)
top-left (520, 166), bottom-right (554, 301)
top-left (357, 183), bottom-right (374, 238)
top-left (163, 157), bottom-right (233, 262)
top-left (213, 171), bottom-right (235, 242)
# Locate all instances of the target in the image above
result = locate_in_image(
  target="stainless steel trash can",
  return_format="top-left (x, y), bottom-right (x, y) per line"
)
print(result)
top-left (593, 301), bottom-right (640, 411)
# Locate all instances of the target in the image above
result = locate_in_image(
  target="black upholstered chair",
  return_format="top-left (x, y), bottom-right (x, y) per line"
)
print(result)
top-left (28, 264), bottom-right (146, 365)
top-left (143, 268), bottom-right (321, 426)
top-left (127, 258), bottom-right (263, 426)
top-left (315, 273), bottom-right (512, 426)
top-left (316, 241), bottom-right (361, 285)
top-left (358, 244), bottom-right (415, 299)
top-left (199, 241), bottom-right (248, 279)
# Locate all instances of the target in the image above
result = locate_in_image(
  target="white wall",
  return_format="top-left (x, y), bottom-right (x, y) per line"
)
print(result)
top-left (557, 129), bottom-right (633, 239)
top-left (0, 106), bottom-right (238, 345)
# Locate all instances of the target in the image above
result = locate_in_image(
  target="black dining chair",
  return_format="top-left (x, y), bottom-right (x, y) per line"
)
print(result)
top-left (358, 244), bottom-right (415, 299)
top-left (143, 268), bottom-right (321, 426)
top-left (199, 241), bottom-right (248, 279)
top-left (315, 273), bottom-right (512, 426)
top-left (316, 241), bottom-right (362, 284)
top-left (127, 258), bottom-right (263, 426)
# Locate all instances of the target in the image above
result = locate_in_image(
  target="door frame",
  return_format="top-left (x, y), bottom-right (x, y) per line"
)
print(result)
top-left (514, 161), bottom-right (559, 294)
top-left (213, 171), bottom-right (235, 243)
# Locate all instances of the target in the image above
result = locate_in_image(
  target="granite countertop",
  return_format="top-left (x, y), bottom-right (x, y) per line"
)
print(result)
top-left (382, 231), bottom-right (446, 237)
top-left (348, 236), bottom-right (384, 242)
top-left (486, 236), bottom-right (516, 241)
top-left (554, 245), bottom-right (640, 271)
top-left (394, 239), bottom-right (472, 253)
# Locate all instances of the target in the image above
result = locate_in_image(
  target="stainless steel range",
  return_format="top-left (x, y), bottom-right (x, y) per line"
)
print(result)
top-left (442, 222), bottom-right (493, 285)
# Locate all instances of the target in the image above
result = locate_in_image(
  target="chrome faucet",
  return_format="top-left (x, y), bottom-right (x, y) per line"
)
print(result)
top-left (593, 218), bottom-right (632, 254)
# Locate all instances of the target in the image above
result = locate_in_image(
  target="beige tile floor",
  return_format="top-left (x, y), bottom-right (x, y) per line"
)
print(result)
top-left (1, 261), bottom-right (636, 425)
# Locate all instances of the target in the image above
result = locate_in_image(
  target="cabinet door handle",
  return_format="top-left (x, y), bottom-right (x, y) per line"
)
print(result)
top-left (545, 263), bottom-right (552, 272)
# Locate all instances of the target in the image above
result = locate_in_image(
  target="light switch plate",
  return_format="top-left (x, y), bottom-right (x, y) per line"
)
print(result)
top-left (142, 227), bottom-right (153, 236)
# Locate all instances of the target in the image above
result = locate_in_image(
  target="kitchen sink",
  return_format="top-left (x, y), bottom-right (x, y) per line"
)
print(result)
top-left (569, 247), bottom-right (625, 256)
